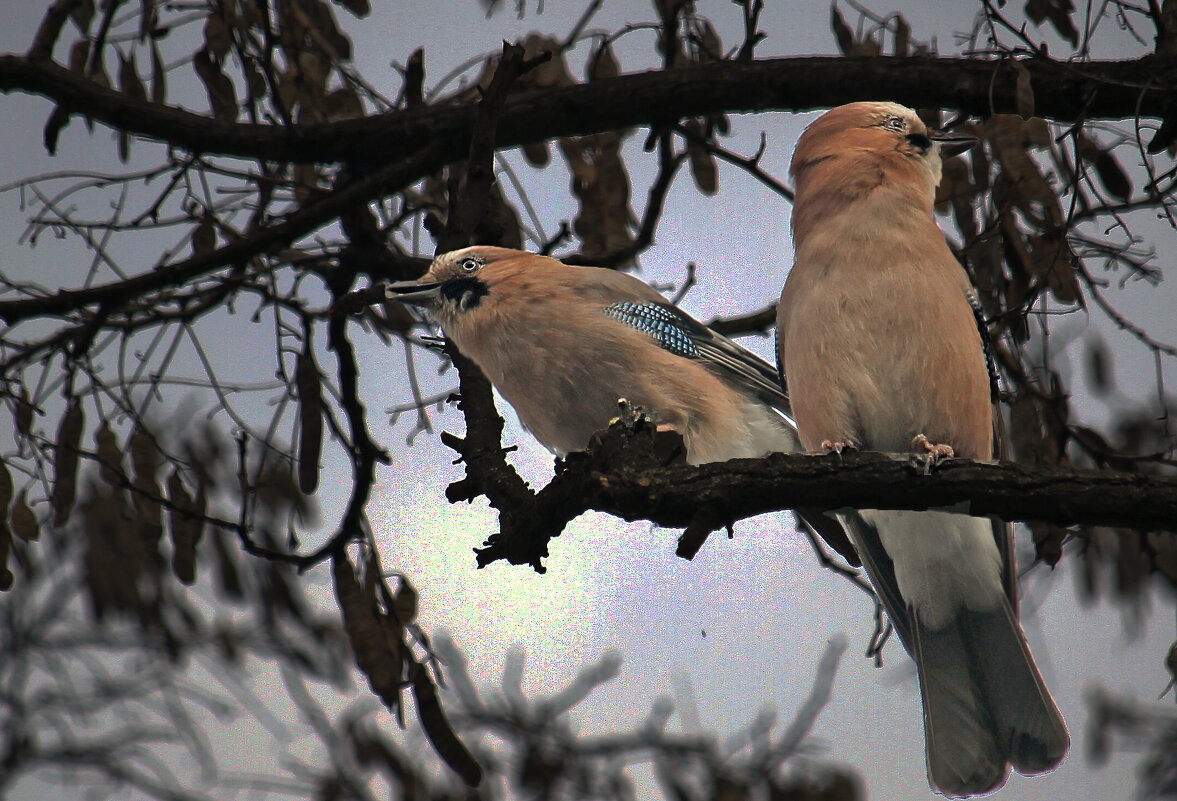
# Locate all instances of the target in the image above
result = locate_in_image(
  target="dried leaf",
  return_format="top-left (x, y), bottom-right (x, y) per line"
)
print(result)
top-left (696, 19), bottom-right (723, 61)
top-left (192, 211), bottom-right (216, 255)
top-left (894, 14), bottom-right (911, 56)
top-left (193, 45), bottom-right (238, 121)
top-left (14, 389), bottom-right (35, 441)
top-left (986, 115), bottom-right (1061, 227)
top-left (11, 489), bottom-right (39, 543)
top-left (95, 419), bottom-right (122, 486)
top-left (831, 6), bottom-right (855, 55)
top-left (293, 162), bottom-right (320, 204)
top-left (0, 518), bottom-right (11, 591)
top-left (166, 470), bottom-right (202, 585)
top-left (409, 661), bottom-right (483, 786)
top-left (334, 553), bottom-right (404, 709)
top-left (323, 86), bottom-right (364, 120)
top-left (52, 398), bottom-right (84, 525)
top-left (1077, 133), bottom-right (1131, 201)
top-left (1029, 233), bottom-right (1082, 303)
top-left (44, 106), bottom-right (72, 156)
top-left (204, 11), bottom-right (233, 58)
top-left (522, 142), bottom-right (551, 167)
top-left (69, 37), bottom-right (91, 73)
top-left (295, 347), bottom-right (323, 495)
top-left (211, 526), bottom-right (244, 600)
top-left (130, 427), bottom-right (164, 556)
top-left (1011, 59), bottom-right (1034, 119)
top-left (685, 119), bottom-right (718, 195)
top-left (1115, 529), bottom-right (1150, 599)
top-left (150, 41), bottom-right (166, 104)
top-left (522, 33), bottom-right (573, 88)
top-left (0, 459), bottom-right (12, 513)
top-left (70, 0), bottom-right (95, 32)
top-left (331, 0), bottom-right (370, 15)
top-left (393, 574), bottom-right (418, 626)
top-left (1084, 336), bottom-right (1111, 397)
top-left (560, 132), bottom-right (635, 259)
top-left (589, 40), bottom-right (621, 81)
top-left (1024, 0), bottom-right (1079, 46)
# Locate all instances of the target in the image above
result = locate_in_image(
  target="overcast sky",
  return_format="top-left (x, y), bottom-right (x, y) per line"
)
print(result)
top-left (2, 2), bottom-right (1175, 800)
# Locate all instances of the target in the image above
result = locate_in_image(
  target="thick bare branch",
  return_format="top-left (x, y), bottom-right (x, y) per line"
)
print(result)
top-left (1, 54), bottom-right (1173, 164)
top-left (473, 420), bottom-right (1177, 570)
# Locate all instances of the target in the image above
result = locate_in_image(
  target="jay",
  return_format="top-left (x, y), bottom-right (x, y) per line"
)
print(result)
top-left (384, 245), bottom-right (856, 561)
top-left (777, 101), bottom-right (1068, 796)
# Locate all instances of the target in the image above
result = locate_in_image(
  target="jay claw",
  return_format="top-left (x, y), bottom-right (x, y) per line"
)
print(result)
top-left (910, 433), bottom-right (954, 474)
top-left (821, 438), bottom-right (858, 455)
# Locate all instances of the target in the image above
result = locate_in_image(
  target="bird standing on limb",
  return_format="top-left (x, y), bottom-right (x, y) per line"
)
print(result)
top-left (776, 101), bottom-right (1069, 796)
top-left (384, 245), bottom-right (857, 562)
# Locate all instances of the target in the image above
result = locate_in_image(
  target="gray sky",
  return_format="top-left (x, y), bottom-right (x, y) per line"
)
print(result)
top-left (2, 1), bottom-right (1175, 800)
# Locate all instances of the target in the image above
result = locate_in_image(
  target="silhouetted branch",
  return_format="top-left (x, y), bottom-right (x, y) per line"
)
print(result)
top-left (2, 54), bottom-right (1174, 164)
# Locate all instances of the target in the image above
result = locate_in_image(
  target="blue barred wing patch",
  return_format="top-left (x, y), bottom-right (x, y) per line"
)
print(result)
top-left (603, 302), bottom-right (700, 358)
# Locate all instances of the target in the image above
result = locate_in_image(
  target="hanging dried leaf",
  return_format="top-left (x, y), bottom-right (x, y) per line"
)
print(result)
top-left (1028, 233), bottom-right (1082, 303)
top-left (409, 661), bottom-right (483, 786)
top-left (293, 162), bottom-right (320, 205)
top-left (192, 211), bottom-right (216, 255)
top-left (831, 6), bottom-right (855, 55)
top-left (52, 398), bottom-right (84, 525)
top-left (986, 116), bottom-right (1061, 227)
top-left (69, 0), bottom-right (95, 32)
top-left (589, 40), bottom-right (621, 81)
top-left (0, 459), bottom-right (12, 515)
top-left (1077, 133), bottom-right (1131, 201)
top-left (393, 574), bottom-right (418, 626)
top-left (14, 389), bottom-right (35, 441)
top-left (204, 11), bottom-right (233, 58)
top-left (1024, 0), bottom-right (1079, 46)
top-left (332, 0), bottom-right (370, 15)
top-left (1084, 336), bottom-right (1112, 397)
top-left (166, 469), bottom-right (202, 585)
top-left (69, 37), bottom-right (91, 73)
top-left (95, 419), bottom-right (122, 486)
top-left (324, 86), bottom-right (365, 120)
top-left (685, 119), bottom-right (718, 196)
top-left (130, 427), bottom-right (164, 566)
top-left (211, 526), bottom-right (244, 600)
top-left (561, 132), bottom-right (635, 259)
top-left (696, 19), bottom-right (723, 60)
top-left (334, 552), bottom-right (404, 709)
top-left (193, 45), bottom-right (238, 121)
top-left (11, 489), bottom-right (39, 543)
top-left (295, 346), bottom-right (323, 495)
top-left (1115, 529), bottom-right (1150, 599)
top-left (893, 14), bottom-right (911, 56)
top-left (0, 517), bottom-right (11, 590)
top-left (150, 41), bottom-right (166, 104)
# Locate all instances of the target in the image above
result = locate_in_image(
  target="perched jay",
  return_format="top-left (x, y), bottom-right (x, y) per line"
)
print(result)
top-left (384, 245), bottom-right (858, 561)
top-left (777, 101), bottom-right (1069, 796)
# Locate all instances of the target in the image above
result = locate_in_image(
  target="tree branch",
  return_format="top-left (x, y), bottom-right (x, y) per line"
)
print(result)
top-left (2, 54), bottom-right (1173, 164)
top-left (472, 419), bottom-right (1177, 570)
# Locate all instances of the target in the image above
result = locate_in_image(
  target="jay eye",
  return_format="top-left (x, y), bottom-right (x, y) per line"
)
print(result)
top-left (458, 257), bottom-right (482, 273)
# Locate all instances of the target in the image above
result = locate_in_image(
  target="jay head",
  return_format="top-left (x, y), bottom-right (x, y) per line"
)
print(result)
top-left (789, 101), bottom-right (975, 247)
